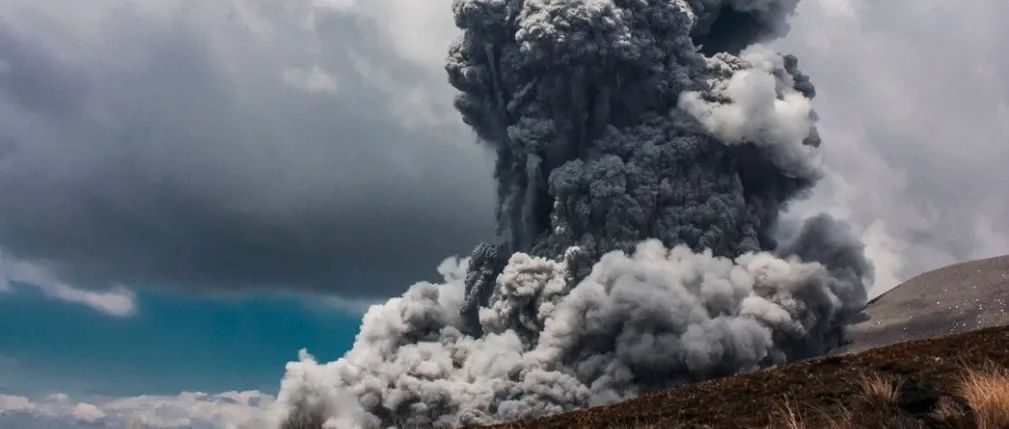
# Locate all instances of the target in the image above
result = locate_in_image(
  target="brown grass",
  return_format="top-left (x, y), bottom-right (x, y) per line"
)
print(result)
top-left (760, 374), bottom-right (927, 429)
top-left (753, 366), bottom-right (1009, 429)
top-left (382, 361), bottom-right (1009, 429)
top-left (373, 328), bottom-right (1009, 429)
top-left (958, 363), bottom-right (1009, 429)
top-left (856, 373), bottom-right (904, 407)
top-left (280, 359), bottom-right (1009, 429)
top-left (488, 360), bottom-right (1009, 429)
top-left (769, 399), bottom-right (809, 429)
top-left (842, 373), bottom-right (921, 429)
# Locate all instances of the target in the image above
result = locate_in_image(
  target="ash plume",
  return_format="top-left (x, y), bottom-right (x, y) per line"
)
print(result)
top-left (272, 1), bottom-right (870, 428)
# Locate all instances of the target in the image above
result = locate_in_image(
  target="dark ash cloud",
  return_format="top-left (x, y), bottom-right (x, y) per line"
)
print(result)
top-left (273, 1), bottom-right (869, 427)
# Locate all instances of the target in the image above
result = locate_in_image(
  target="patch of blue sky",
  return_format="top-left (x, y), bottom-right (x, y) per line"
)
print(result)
top-left (0, 282), bottom-right (362, 398)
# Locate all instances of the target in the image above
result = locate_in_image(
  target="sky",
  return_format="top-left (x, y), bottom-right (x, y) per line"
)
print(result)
top-left (0, 0), bottom-right (1008, 427)
top-left (0, 281), bottom-right (359, 397)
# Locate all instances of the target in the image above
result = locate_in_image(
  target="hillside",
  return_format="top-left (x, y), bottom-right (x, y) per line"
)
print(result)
top-left (841, 255), bottom-right (1009, 353)
top-left (487, 325), bottom-right (1009, 428)
top-left (487, 255), bottom-right (1009, 429)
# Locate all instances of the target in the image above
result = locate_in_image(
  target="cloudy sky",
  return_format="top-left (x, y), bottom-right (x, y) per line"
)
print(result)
top-left (1, 0), bottom-right (1007, 427)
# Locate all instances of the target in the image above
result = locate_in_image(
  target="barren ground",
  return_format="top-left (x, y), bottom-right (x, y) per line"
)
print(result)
top-left (486, 325), bottom-right (1009, 428)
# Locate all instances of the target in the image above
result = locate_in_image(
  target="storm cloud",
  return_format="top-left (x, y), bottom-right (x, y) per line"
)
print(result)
top-left (0, 0), bottom-right (494, 298)
top-left (1, 0), bottom-right (1007, 305)
top-left (775, 0), bottom-right (1009, 291)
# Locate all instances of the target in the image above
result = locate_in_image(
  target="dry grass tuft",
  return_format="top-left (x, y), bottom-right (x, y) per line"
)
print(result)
top-left (958, 363), bottom-right (1009, 429)
top-left (842, 373), bottom-right (922, 429)
top-left (454, 361), bottom-right (1009, 429)
top-left (763, 375), bottom-right (922, 429)
top-left (855, 373), bottom-right (903, 409)
top-left (767, 367), bottom-right (1009, 429)
top-left (775, 400), bottom-right (807, 429)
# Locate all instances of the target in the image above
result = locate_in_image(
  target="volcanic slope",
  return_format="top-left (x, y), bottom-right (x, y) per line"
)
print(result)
top-left (485, 255), bottom-right (1009, 429)
top-left (840, 254), bottom-right (1009, 353)
top-left (487, 325), bottom-right (1009, 429)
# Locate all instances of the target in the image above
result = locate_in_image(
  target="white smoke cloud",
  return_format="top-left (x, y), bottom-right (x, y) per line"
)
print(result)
top-left (272, 239), bottom-right (862, 427)
top-left (269, 0), bottom-right (873, 427)
top-left (679, 44), bottom-right (821, 178)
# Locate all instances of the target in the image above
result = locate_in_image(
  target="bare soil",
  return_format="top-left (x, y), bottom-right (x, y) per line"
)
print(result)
top-left (486, 325), bottom-right (1009, 428)
top-left (841, 255), bottom-right (1009, 354)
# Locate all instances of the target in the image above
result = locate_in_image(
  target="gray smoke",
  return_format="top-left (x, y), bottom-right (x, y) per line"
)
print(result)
top-left (272, 1), bottom-right (870, 428)
top-left (449, 0), bottom-right (823, 335)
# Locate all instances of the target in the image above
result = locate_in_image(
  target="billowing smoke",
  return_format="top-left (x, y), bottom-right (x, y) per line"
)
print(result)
top-left (271, 0), bottom-right (870, 428)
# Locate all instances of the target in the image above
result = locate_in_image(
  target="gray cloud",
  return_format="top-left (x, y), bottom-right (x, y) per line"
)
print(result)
top-left (0, 390), bottom-right (274, 429)
top-left (774, 0), bottom-right (1009, 291)
top-left (1, 0), bottom-right (1006, 303)
top-left (0, 1), bottom-right (495, 298)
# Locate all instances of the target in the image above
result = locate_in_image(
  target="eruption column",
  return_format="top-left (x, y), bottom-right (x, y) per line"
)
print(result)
top-left (274, 1), bottom-right (870, 428)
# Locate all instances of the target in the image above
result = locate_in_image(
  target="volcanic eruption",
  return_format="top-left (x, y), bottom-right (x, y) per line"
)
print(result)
top-left (273, 1), bottom-right (872, 427)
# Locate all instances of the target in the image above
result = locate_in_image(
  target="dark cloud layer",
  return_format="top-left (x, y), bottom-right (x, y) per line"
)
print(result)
top-left (0, 1), bottom-right (494, 297)
top-left (2, 0), bottom-right (1008, 303)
